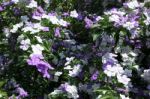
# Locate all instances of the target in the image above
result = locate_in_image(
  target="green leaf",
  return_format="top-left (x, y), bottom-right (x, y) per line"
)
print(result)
top-left (92, 33), bottom-right (100, 41)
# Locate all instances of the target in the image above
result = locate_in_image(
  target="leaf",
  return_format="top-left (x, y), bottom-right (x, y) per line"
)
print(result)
top-left (0, 81), bottom-right (5, 88)
top-left (92, 33), bottom-right (100, 41)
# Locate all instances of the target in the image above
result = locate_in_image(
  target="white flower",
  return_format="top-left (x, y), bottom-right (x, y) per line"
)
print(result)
top-left (104, 64), bottom-right (124, 77)
top-left (124, 69), bottom-right (132, 77)
top-left (120, 94), bottom-right (130, 99)
top-left (68, 64), bottom-right (82, 77)
top-left (17, 34), bottom-right (24, 42)
top-left (70, 10), bottom-right (78, 18)
top-left (42, 14), bottom-right (50, 19)
top-left (104, 65), bottom-right (116, 77)
top-left (59, 19), bottom-right (69, 27)
top-left (50, 90), bottom-right (63, 95)
top-left (102, 53), bottom-right (117, 64)
top-left (142, 69), bottom-right (150, 83)
top-left (143, 9), bottom-right (150, 25)
top-left (64, 65), bottom-right (73, 70)
top-left (65, 57), bottom-right (75, 66)
top-left (35, 36), bottom-right (43, 43)
top-left (121, 53), bottom-right (129, 62)
top-left (44, 0), bottom-right (50, 4)
top-left (65, 84), bottom-right (79, 99)
top-left (26, 0), bottom-right (37, 8)
top-left (10, 22), bottom-right (23, 33)
top-left (12, 0), bottom-right (19, 4)
top-left (31, 44), bottom-right (44, 55)
top-left (20, 39), bottom-right (30, 51)
top-left (42, 14), bottom-right (69, 26)
top-left (22, 22), bottom-right (46, 34)
top-left (95, 16), bottom-right (103, 21)
top-left (53, 72), bottom-right (63, 82)
top-left (3, 28), bottom-right (10, 37)
top-left (48, 15), bottom-right (59, 25)
top-left (21, 16), bottom-right (29, 22)
top-left (109, 14), bottom-right (120, 22)
top-left (126, 1), bottom-right (140, 9)
top-left (55, 71), bottom-right (62, 76)
top-left (117, 75), bottom-right (130, 85)
top-left (123, 21), bottom-right (136, 30)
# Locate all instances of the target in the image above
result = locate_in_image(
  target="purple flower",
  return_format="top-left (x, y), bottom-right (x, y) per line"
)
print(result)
top-left (0, 6), bottom-right (4, 11)
top-left (91, 70), bottom-right (99, 81)
top-left (102, 59), bottom-right (114, 70)
top-left (77, 13), bottom-right (83, 20)
top-left (58, 83), bottom-right (68, 92)
top-left (84, 17), bottom-right (93, 29)
top-left (27, 54), bottom-right (54, 78)
top-left (32, 6), bottom-right (45, 20)
top-left (62, 12), bottom-right (69, 16)
top-left (27, 54), bottom-right (43, 66)
top-left (13, 8), bottom-right (21, 15)
top-left (54, 27), bottom-right (61, 37)
top-left (2, 1), bottom-right (14, 7)
top-left (42, 27), bottom-right (49, 32)
top-left (36, 61), bottom-right (54, 78)
top-left (16, 87), bottom-right (28, 98)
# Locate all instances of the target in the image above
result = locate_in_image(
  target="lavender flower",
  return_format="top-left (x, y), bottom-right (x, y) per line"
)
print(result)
top-left (91, 70), bottom-right (99, 81)
top-left (54, 27), bottom-right (61, 37)
top-left (16, 87), bottom-right (28, 98)
top-left (0, 6), bottom-right (4, 11)
top-left (32, 6), bottom-right (45, 20)
top-left (84, 17), bottom-right (93, 29)
top-left (36, 61), bottom-right (53, 78)
top-left (27, 54), bottom-right (54, 78)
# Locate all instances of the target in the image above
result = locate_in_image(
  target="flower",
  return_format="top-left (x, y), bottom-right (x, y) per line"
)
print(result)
top-left (27, 54), bottom-right (44, 66)
top-left (70, 10), bottom-right (78, 18)
top-left (91, 70), bottom-right (99, 81)
top-left (16, 87), bottom-right (28, 98)
top-left (20, 39), bottom-right (30, 51)
top-left (64, 83), bottom-right (79, 99)
top-left (142, 69), bottom-right (150, 83)
top-left (120, 94), bottom-right (130, 99)
top-left (31, 44), bottom-right (44, 55)
top-left (34, 36), bottom-right (42, 43)
top-left (58, 19), bottom-right (69, 27)
top-left (27, 54), bottom-right (53, 78)
top-left (32, 6), bottom-right (45, 20)
top-left (0, 6), bottom-right (4, 11)
top-left (36, 61), bottom-right (53, 78)
top-left (124, 1), bottom-right (140, 9)
top-left (54, 27), bottom-right (61, 37)
top-left (68, 64), bottom-right (82, 77)
top-left (10, 22), bottom-right (23, 33)
top-left (21, 16), bottom-right (29, 22)
top-left (123, 21), bottom-right (139, 30)
top-left (65, 57), bottom-right (75, 66)
top-left (26, 0), bottom-right (37, 8)
top-left (117, 75), bottom-right (131, 85)
top-left (84, 17), bottom-right (93, 28)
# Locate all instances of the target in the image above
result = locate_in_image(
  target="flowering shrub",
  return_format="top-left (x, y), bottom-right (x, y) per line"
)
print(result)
top-left (0, 0), bottom-right (150, 99)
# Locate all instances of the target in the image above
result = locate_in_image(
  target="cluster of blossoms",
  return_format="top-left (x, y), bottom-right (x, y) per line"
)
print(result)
top-left (1, 0), bottom-right (150, 99)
